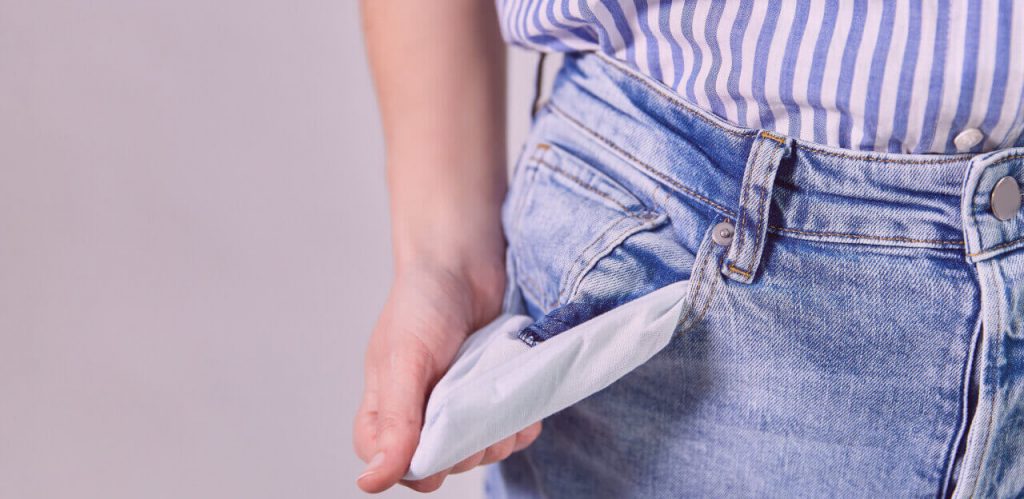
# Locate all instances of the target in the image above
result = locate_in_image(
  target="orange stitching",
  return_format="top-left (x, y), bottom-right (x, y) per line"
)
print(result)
top-left (547, 101), bottom-right (738, 217)
top-left (747, 146), bottom-right (784, 273)
top-left (591, 52), bottom-right (975, 166)
top-left (726, 264), bottom-right (752, 278)
top-left (760, 130), bottom-right (787, 144)
top-left (965, 236), bottom-right (1024, 257)
top-left (544, 100), bottom-right (974, 248)
top-left (769, 226), bottom-right (965, 246)
top-left (533, 158), bottom-right (643, 217)
top-left (729, 140), bottom-right (762, 262)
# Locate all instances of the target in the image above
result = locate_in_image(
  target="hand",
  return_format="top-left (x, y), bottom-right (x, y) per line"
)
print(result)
top-left (353, 260), bottom-right (543, 493)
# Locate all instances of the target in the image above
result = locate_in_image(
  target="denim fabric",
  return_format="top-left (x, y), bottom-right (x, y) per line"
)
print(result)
top-left (484, 52), bottom-right (1024, 498)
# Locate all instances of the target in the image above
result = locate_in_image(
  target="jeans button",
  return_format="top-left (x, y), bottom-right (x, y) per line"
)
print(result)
top-left (991, 176), bottom-right (1021, 221)
top-left (712, 221), bottom-right (735, 246)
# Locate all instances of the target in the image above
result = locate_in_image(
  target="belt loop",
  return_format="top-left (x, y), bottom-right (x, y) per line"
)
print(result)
top-left (722, 130), bottom-right (793, 284)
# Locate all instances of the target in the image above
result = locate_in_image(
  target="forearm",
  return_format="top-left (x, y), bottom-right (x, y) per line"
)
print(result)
top-left (361, 0), bottom-right (507, 277)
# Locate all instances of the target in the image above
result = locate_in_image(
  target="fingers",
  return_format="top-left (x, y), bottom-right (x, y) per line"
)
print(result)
top-left (479, 435), bottom-right (518, 466)
top-left (356, 341), bottom-right (435, 493)
top-left (448, 421), bottom-right (545, 476)
top-left (512, 421), bottom-right (543, 452)
top-left (400, 469), bottom-right (451, 493)
top-left (450, 450), bottom-right (486, 474)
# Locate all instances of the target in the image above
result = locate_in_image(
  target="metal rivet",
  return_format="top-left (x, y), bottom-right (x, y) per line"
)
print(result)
top-left (991, 176), bottom-right (1021, 221)
top-left (712, 221), bottom-right (735, 246)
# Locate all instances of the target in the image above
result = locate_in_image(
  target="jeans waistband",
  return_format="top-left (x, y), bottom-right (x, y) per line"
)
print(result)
top-left (545, 52), bottom-right (1024, 263)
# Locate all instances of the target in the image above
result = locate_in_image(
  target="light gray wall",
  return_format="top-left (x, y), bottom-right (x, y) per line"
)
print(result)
top-left (0, 2), bottom-right (542, 498)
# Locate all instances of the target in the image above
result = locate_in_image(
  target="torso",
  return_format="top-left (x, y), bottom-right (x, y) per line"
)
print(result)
top-left (498, 0), bottom-right (1024, 154)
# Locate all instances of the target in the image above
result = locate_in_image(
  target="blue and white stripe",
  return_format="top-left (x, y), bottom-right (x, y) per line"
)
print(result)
top-left (498, 0), bottom-right (1024, 154)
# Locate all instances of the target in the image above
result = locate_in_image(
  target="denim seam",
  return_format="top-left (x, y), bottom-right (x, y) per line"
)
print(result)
top-left (547, 101), bottom-right (738, 217)
top-left (677, 225), bottom-right (722, 332)
top-left (745, 144), bottom-right (783, 275)
top-left (557, 214), bottom-right (644, 306)
top-left (966, 266), bottom-right (1003, 499)
top-left (941, 307), bottom-right (984, 498)
top-left (592, 51), bottom-right (973, 166)
top-left (591, 52), bottom-right (754, 139)
top-left (681, 246), bottom-right (725, 333)
top-left (964, 154), bottom-right (1024, 258)
top-left (675, 238), bottom-right (713, 331)
top-left (512, 143), bottom-right (661, 309)
top-left (512, 253), bottom-right (555, 312)
top-left (546, 100), bottom-right (969, 248)
top-left (562, 213), bottom-right (667, 305)
top-left (732, 138), bottom-right (764, 257)
top-left (769, 226), bottom-right (965, 246)
top-left (965, 236), bottom-right (1024, 258)
top-left (532, 157), bottom-right (649, 217)
top-left (759, 130), bottom-right (787, 144)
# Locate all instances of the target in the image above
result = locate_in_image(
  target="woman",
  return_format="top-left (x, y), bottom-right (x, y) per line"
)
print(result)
top-left (354, 1), bottom-right (1024, 497)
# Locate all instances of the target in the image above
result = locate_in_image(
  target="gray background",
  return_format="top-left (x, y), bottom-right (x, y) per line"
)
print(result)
top-left (0, 2), bottom-right (545, 497)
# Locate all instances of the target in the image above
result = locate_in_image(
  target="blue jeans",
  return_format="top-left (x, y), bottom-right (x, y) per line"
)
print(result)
top-left (485, 52), bottom-right (1024, 498)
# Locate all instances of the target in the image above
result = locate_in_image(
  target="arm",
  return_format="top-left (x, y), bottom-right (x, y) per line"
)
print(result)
top-left (354, 0), bottom-right (541, 493)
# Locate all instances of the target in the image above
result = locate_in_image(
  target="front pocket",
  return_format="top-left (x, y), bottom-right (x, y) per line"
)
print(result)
top-left (503, 142), bottom-right (669, 314)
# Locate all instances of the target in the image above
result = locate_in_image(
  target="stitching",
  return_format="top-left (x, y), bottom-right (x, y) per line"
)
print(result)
top-left (547, 100), bottom-right (969, 247)
top-left (591, 51), bottom-right (974, 166)
top-left (546, 101), bottom-right (738, 217)
top-left (985, 154), bottom-right (1024, 168)
top-left (967, 268), bottom-right (1003, 499)
top-left (509, 250), bottom-right (558, 311)
top-left (561, 213), bottom-right (664, 304)
top-left (592, 52), bottom-right (753, 139)
top-left (556, 214), bottom-right (643, 304)
top-left (726, 264), bottom-right (752, 278)
top-left (676, 233), bottom-right (716, 330)
top-left (760, 130), bottom-right (786, 144)
top-left (544, 101), bottom-right (977, 248)
top-left (687, 268), bottom-right (722, 331)
top-left (768, 226), bottom-right (965, 246)
top-left (732, 138), bottom-right (764, 260)
top-left (796, 143), bottom-right (969, 165)
top-left (681, 248), bottom-right (725, 333)
top-left (965, 236), bottom-right (1024, 257)
top-left (533, 157), bottom-right (642, 216)
top-left (746, 145), bottom-right (783, 274)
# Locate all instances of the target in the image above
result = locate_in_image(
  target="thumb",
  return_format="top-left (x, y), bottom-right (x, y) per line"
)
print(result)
top-left (357, 344), bottom-right (435, 493)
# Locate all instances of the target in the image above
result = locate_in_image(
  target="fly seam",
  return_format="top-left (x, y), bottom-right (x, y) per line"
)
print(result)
top-left (676, 235), bottom-right (717, 331)
top-left (968, 268), bottom-right (1003, 499)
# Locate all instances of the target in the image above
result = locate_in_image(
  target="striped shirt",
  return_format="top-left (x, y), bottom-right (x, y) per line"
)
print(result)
top-left (497, 0), bottom-right (1024, 154)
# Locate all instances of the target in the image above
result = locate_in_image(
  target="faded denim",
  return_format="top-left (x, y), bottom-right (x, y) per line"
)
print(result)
top-left (483, 52), bottom-right (1024, 498)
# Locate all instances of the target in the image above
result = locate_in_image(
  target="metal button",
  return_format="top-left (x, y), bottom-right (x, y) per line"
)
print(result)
top-left (954, 128), bottom-right (985, 152)
top-left (991, 176), bottom-right (1021, 221)
top-left (712, 221), bottom-right (735, 246)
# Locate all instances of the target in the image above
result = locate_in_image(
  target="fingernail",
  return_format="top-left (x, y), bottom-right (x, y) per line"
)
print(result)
top-left (358, 452), bottom-right (386, 481)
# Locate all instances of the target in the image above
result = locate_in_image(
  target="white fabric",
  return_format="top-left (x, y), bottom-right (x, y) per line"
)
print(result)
top-left (404, 279), bottom-right (693, 480)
